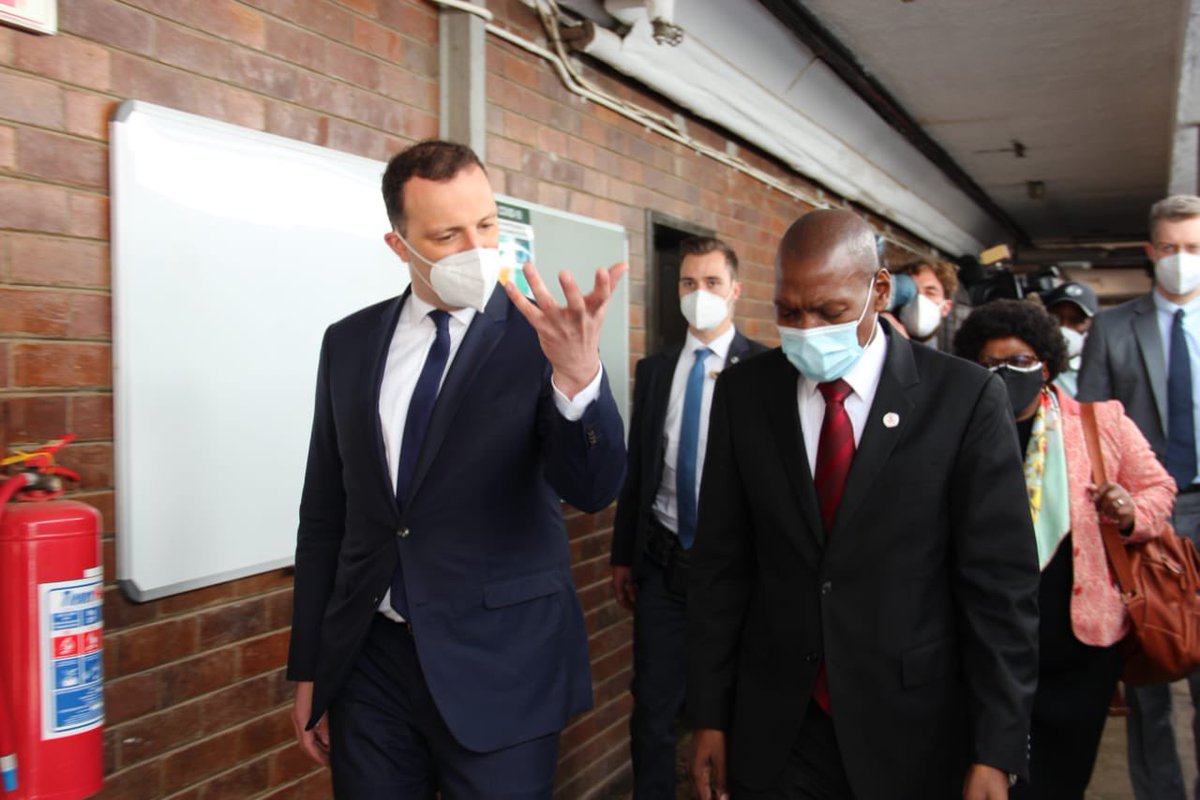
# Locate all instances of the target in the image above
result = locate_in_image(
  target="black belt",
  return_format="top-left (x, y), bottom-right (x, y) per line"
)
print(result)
top-left (646, 517), bottom-right (679, 566)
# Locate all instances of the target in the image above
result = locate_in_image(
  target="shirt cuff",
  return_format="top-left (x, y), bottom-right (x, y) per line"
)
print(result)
top-left (552, 366), bottom-right (603, 421)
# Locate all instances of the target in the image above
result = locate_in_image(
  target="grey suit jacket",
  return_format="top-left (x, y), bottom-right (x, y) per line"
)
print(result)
top-left (1076, 292), bottom-right (1167, 460)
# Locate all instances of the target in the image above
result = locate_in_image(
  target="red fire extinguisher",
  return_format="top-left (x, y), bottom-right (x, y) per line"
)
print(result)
top-left (0, 436), bottom-right (103, 799)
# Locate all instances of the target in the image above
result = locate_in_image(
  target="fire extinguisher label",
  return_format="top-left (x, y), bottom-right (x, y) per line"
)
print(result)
top-left (38, 574), bottom-right (105, 739)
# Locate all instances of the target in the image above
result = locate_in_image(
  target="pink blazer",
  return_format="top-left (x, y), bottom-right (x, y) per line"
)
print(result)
top-left (1056, 389), bottom-right (1177, 646)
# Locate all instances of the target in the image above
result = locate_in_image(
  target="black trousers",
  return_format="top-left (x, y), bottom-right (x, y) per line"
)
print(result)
top-left (730, 706), bottom-right (855, 800)
top-left (630, 555), bottom-right (688, 798)
top-left (1011, 535), bottom-right (1122, 800)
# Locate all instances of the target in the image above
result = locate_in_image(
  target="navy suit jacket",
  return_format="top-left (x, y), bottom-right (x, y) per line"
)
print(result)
top-left (610, 331), bottom-right (767, 572)
top-left (286, 286), bottom-right (626, 753)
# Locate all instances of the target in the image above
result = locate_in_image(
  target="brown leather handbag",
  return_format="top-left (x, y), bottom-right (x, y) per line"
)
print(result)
top-left (1081, 402), bottom-right (1200, 686)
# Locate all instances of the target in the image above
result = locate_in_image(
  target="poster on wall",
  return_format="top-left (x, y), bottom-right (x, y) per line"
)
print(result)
top-left (497, 200), bottom-right (534, 297)
top-left (0, 0), bottom-right (57, 34)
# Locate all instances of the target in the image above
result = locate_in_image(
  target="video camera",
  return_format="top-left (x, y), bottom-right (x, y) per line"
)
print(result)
top-left (958, 244), bottom-right (1060, 306)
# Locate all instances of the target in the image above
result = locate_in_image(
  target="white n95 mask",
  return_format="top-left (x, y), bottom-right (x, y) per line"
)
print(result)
top-left (1156, 252), bottom-right (1200, 296)
top-left (397, 232), bottom-right (501, 312)
top-left (680, 289), bottom-right (730, 331)
top-left (898, 293), bottom-right (942, 340)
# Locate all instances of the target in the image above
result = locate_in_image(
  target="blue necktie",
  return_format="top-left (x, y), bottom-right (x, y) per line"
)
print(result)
top-left (1167, 308), bottom-right (1197, 490)
top-left (676, 347), bottom-right (712, 550)
top-left (391, 309), bottom-right (450, 617)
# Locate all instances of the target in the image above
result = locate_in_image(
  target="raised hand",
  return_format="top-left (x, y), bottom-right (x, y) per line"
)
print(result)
top-left (505, 261), bottom-right (629, 398)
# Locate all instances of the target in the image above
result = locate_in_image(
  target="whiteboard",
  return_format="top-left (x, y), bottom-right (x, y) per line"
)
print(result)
top-left (111, 101), bottom-right (628, 601)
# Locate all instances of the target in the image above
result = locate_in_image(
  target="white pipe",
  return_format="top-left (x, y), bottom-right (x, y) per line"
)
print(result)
top-left (432, 0), bottom-right (493, 22)
top-left (429, 0), bottom-right (941, 259)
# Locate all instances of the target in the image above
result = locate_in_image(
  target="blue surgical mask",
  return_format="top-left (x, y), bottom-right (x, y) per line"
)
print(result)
top-left (778, 275), bottom-right (877, 382)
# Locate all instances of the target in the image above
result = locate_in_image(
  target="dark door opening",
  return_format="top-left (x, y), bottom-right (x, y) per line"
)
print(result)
top-left (646, 211), bottom-right (715, 356)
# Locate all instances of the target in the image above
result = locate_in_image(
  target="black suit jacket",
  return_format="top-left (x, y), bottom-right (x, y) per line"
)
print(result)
top-left (286, 287), bottom-right (626, 753)
top-left (610, 331), bottom-right (767, 571)
top-left (687, 326), bottom-right (1040, 798)
top-left (1076, 292), bottom-right (1168, 458)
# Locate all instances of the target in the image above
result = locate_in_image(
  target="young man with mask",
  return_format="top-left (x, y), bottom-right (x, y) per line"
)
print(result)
top-left (1077, 193), bottom-right (1200, 800)
top-left (687, 209), bottom-right (1039, 800)
top-left (1041, 281), bottom-right (1097, 398)
top-left (287, 140), bottom-right (628, 797)
top-left (609, 236), bottom-right (767, 797)
top-left (891, 259), bottom-right (958, 347)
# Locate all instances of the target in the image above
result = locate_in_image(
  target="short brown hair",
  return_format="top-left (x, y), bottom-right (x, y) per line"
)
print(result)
top-left (1149, 195), bottom-right (1200, 239)
top-left (894, 259), bottom-right (959, 298)
top-left (679, 236), bottom-right (739, 279)
top-left (382, 140), bottom-right (486, 232)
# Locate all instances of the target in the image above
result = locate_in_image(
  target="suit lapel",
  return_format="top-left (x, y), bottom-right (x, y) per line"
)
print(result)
top-left (829, 330), bottom-right (917, 541)
top-left (1132, 294), bottom-right (1168, 435)
top-left (403, 287), bottom-right (509, 506)
top-left (763, 353), bottom-right (824, 549)
top-left (726, 332), bottom-right (752, 368)
top-left (371, 292), bottom-right (407, 504)
top-left (647, 346), bottom-right (681, 493)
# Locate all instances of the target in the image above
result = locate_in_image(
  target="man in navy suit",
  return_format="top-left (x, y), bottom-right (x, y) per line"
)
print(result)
top-left (610, 236), bottom-right (766, 796)
top-left (286, 140), bottom-right (627, 798)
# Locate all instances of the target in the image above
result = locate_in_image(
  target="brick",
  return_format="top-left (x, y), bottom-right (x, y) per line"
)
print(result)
top-left (3, 395), bottom-right (67, 442)
top-left (15, 128), bottom-right (106, 189)
top-left (112, 700), bottom-right (203, 767)
top-left (158, 581), bottom-right (237, 616)
top-left (265, 744), bottom-right (317, 788)
top-left (68, 191), bottom-right (109, 239)
top-left (229, 48), bottom-right (301, 100)
top-left (233, 568), bottom-right (293, 597)
top-left (339, 0), bottom-right (378, 15)
top-left (59, 0), bottom-right (155, 56)
top-left (159, 648), bottom-right (239, 706)
top-left (155, 20), bottom-right (230, 78)
top-left (59, 441), bottom-right (113, 489)
top-left (207, 0), bottom-right (267, 49)
top-left (0, 127), bottom-right (13, 170)
top-left (199, 758), bottom-right (269, 798)
top-left (324, 117), bottom-right (386, 157)
top-left (197, 595), bottom-right (273, 649)
top-left (378, 1), bottom-right (435, 43)
top-left (324, 40), bottom-right (379, 89)
top-left (0, 342), bottom-right (8, 389)
top-left (8, 235), bottom-right (109, 287)
top-left (12, 342), bottom-right (110, 388)
top-left (76, 491), bottom-right (113, 533)
top-left (353, 16), bottom-right (403, 62)
top-left (0, 287), bottom-right (70, 336)
top-left (0, 72), bottom-right (64, 128)
top-left (199, 674), bottom-right (278, 735)
top-left (113, 615), bottom-right (199, 675)
top-left (290, 0), bottom-right (355, 42)
top-left (70, 393), bottom-right (113, 439)
top-left (1, 181), bottom-right (70, 234)
top-left (14, 32), bottom-right (111, 90)
top-left (67, 291), bottom-right (110, 339)
top-left (104, 586), bottom-right (158, 631)
top-left (264, 17), bottom-right (326, 72)
top-left (65, 91), bottom-right (116, 140)
top-left (240, 629), bottom-right (290, 677)
top-left (237, 707), bottom-right (293, 758)
top-left (93, 759), bottom-right (163, 800)
top-left (105, 670), bottom-right (160, 725)
top-left (265, 102), bottom-right (326, 145)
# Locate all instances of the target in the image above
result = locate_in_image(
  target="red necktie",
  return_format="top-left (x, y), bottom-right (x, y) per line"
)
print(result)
top-left (812, 378), bottom-right (855, 714)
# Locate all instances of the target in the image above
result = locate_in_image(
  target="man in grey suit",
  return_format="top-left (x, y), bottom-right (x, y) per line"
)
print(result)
top-left (1078, 194), bottom-right (1200, 800)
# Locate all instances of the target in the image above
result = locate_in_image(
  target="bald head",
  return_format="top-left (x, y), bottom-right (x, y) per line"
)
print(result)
top-left (774, 208), bottom-right (890, 345)
top-left (777, 209), bottom-right (879, 278)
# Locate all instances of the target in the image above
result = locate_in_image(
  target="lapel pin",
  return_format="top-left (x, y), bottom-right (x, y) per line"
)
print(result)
top-left (883, 412), bottom-right (900, 428)
top-left (730, 355), bottom-right (740, 364)
top-left (708, 370), bottom-right (720, 380)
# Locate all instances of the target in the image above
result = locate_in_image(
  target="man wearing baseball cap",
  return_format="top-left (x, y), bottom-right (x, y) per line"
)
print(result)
top-left (1041, 281), bottom-right (1097, 396)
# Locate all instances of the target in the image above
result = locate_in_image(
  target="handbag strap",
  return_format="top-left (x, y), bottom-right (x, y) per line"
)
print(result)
top-left (1080, 402), bottom-right (1137, 595)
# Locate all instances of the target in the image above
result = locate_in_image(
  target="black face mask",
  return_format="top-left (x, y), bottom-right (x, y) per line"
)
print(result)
top-left (992, 365), bottom-right (1044, 417)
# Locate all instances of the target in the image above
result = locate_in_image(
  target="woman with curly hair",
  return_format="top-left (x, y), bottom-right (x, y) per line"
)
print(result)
top-left (954, 299), bottom-right (1176, 799)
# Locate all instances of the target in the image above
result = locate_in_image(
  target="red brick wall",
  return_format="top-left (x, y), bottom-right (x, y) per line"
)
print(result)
top-left (0, 1), bottom-right (934, 797)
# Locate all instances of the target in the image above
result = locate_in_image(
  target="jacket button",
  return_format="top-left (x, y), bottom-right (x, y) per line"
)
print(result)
top-left (820, 581), bottom-right (832, 596)
top-left (398, 527), bottom-right (410, 539)
top-left (804, 651), bottom-right (818, 662)
top-left (585, 428), bottom-right (599, 447)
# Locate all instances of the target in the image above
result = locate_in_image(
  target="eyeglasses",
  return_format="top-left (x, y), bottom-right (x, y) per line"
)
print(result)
top-left (979, 354), bottom-right (1043, 371)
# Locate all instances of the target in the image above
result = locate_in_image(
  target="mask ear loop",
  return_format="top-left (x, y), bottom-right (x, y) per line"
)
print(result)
top-left (393, 229), bottom-right (440, 296)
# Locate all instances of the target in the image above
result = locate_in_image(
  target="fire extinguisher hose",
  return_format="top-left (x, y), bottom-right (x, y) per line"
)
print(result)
top-left (0, 474), bottom-right (31, 793)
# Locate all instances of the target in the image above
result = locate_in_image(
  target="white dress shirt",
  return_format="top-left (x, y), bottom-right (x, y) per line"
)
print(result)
top-left (378, 290), bottom-right (602, 619)
top-left (796, 322), bottom-right (889, 475)
top-left (651, 326), bottom-right (737, 533)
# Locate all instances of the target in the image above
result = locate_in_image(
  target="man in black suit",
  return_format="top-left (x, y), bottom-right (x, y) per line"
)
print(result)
top-left (687, 209), bottom-right (1040, 800)
top-left (610, 236), bottom-right (767, 797)
top-left (286, 140), bottom-right (627, 797)
top-left (1077, 194), bottom-right (1200, 800)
